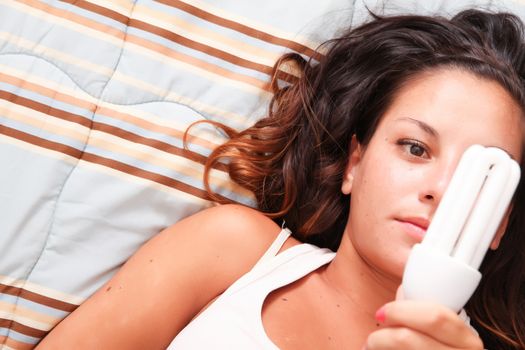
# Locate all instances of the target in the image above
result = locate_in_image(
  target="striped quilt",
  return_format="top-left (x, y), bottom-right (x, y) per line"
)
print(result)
top-left (0, 0), bottom-right (521, 348)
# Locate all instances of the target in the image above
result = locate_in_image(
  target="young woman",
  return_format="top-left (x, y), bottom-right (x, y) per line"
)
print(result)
top-left (37, 9), bottom-right (525, 350)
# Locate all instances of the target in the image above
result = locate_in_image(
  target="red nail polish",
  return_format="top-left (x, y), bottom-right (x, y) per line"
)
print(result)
top-left (375, 306), bottom-right (386, 323)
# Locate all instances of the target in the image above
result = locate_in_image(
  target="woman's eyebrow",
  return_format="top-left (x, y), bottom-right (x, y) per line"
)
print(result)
top-left (396, 117), bottom-right (439, 138)
top-left (395, 118), bottom-right (519, 161)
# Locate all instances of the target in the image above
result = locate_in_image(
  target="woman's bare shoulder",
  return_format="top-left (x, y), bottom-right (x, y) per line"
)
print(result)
top-left (182, 204), bottom-right (302, 261)
top-left (163, 203), bottom-right (285, 263)
top-left (124, 204), bottom-right (288, 289)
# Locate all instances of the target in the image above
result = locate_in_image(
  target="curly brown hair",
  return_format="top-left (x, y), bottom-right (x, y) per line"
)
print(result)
top-left (191, 9), bottom-right (525, 349)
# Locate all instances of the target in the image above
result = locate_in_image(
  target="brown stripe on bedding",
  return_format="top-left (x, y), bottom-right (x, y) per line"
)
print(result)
top-left (127, 18), bottom-right (297, 83)
top-left (0, 318), bottom-right (47, 338)
top-left (19, 0), bottom-right (125, 40)
top-left (94, 106), bottom-right (224, 153)
top-left (122, 30), bottom-right (273, 91)
top-left (60, 0), bottom-right (300, 83)
top-left (59, 0), bottom-right (130, 25)
top-left (156, 0), bottom-right (322, 61)
top-left (0, 71), bottom-right (223, 152)
top-left (60, 0), bottom-right (318, 60)
top-left (0, 90), bottom-right (227, 171)
top-left (0, 335), bottom-right (35, 350)
top-left (0, 284), bottom-right (78, 313)
top-left (91, 121), bottom-right (228, 172)
top-left (0, 72), bottom-right (96, 111)
top-left (0, 125), bottom-right (84, 159)
top-left (0, 125), bottom-right (228, 201)
top-left (81, 152), bottom-right (217, 200)
top-left (20, 0), bottom-right (274, 89)
top-left (0, 90), bottom-right (92, 129)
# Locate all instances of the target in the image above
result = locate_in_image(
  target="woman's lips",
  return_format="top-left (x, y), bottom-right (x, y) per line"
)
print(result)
top-left (397, 218), bottom-right (429, 241)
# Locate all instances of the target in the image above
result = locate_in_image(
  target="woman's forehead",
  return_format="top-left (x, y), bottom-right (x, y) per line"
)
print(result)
top-left (377, 69), bottom-right (524, 160)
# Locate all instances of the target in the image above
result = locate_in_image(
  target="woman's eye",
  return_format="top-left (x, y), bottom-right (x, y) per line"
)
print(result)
top-left (397, 139), bottom-right (429, 158)
top-left (408, 144), bottom-right (425, 156)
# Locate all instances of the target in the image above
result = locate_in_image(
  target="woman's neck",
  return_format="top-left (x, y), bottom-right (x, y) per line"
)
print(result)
top-left (320, 232), bottom-right (399, 334)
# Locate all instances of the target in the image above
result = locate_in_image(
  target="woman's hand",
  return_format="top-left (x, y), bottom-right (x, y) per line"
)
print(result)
top-left (363, 300), bottom-right (484, 350)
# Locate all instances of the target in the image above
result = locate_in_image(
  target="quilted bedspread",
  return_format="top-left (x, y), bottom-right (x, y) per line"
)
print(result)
top-left (0, 0), bottom-right (522, 348)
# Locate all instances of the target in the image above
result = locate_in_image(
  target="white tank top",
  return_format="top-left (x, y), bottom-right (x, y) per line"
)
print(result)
top-left (167, 229), bottom-right (475, 349)
top-left (167, 228), bottom-right (336, 349)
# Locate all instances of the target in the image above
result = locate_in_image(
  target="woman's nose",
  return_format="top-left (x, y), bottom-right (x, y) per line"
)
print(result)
top-left (419, 158), bottom-right (459, 205)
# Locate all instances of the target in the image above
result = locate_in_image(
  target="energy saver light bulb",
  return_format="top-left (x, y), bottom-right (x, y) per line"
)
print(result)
top-left (402, 145), bottom-right (521, 312)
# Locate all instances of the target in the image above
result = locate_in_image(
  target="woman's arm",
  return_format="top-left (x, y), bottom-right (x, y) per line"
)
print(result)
top-left (37, 204), bottom-right (281, 350)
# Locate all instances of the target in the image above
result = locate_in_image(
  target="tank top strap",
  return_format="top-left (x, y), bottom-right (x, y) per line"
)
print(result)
top-left (253, 228), bottom-right (291, 269)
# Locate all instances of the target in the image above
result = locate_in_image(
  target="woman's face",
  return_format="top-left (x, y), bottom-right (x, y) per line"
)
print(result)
top-left (343, 68), bottom-right (523, 279)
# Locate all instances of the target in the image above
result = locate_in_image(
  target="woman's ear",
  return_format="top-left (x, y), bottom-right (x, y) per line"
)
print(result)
top-left (341, 135), bottom-right (362, 195)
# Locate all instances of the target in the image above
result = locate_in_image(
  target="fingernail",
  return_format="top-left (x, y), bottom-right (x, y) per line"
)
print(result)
top-left (375, 306), bottom-right (386, 323)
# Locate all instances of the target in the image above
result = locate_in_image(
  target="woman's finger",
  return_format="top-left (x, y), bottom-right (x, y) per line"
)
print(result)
top-left (364, 326), bottom-right (453, 350)
top-left (375, 300), bottom-right (483, 349)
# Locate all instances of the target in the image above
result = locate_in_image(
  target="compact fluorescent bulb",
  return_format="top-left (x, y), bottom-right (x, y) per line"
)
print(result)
top-left (402, 145), bottom-right (521, 312)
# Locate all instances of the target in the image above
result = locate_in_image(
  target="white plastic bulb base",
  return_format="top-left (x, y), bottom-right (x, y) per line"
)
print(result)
top-left (402, 243), bottom-right (482, 312)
